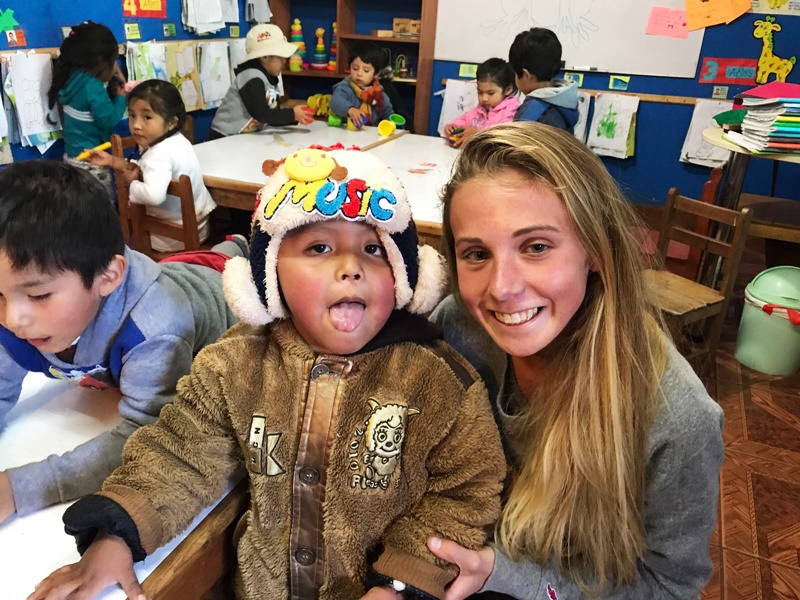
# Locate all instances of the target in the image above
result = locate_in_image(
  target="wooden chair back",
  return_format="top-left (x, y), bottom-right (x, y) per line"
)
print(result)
top-left (647, 187), bottom-right (752, 374)
top-left (110, 127), bottom-right (201, 258)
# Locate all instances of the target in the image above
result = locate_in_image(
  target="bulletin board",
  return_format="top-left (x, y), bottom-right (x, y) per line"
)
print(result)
top-left (434, 0), bottom-right (705, 78)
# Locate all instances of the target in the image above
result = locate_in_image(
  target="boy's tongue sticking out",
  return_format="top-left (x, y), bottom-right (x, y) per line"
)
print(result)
top-left (330, 301), bottom-right (366, 332)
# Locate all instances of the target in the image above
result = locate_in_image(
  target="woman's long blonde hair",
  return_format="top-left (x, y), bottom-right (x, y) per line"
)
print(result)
top-left (441, 122), bottom-right (667, 592)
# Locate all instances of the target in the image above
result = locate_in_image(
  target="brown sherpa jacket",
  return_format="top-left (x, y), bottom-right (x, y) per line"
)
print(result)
top-left (63, 313), bottom-right (506, 600)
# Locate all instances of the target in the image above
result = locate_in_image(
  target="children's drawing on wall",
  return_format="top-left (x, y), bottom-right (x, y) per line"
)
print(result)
top-left (199, 41), bottom-right (231, 109)
top-left (481, 0), bottom-right (598, 46)
top-left (126, 41), bottom-right (168, 82)
top-left (436, 78), bottom-right (478, 136)
top-left (753, 16), bottom-right (796, 83)
top-left (573, 90), bottom-right (590, 142)
top-left (680, 98), bottom-right (733, 168)
top-left (9, 53), bottom-right (60, 140)
top-left (229, 38), bottom-right (247, 81)
top-left (587, 93), bottom-right (638, 158)
top-left (750, 0), bottom-right (800, 16)
top-left (166, 42), bottom-right (203, 111)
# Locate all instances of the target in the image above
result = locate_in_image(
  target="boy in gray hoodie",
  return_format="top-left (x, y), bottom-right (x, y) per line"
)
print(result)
top-left (510, 27), bottom-right (579, 133)
top-left (0, 161), bottom-right (241, 524)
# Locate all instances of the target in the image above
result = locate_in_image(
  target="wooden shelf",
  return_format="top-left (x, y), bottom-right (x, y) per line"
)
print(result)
top-left (338, 33), bottom-right (420, 44)
top-left (393, 78), bottom-right (417, 85)
top-left (282, 69), bottom-right (342, 78)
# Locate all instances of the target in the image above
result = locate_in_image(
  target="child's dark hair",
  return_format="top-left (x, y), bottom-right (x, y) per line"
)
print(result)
top-left (48, 21), bottom-right (119, 110)
top-left (477, 58), bottom-right (515, 92)
top-left (128, 80), bottom-right (187, 145)
top-left (508, 27), bottom-right (562, 82)
top-left (0, 162), bottom-right (125, 288)
top-left (348, 41), bottom-right (386, 71)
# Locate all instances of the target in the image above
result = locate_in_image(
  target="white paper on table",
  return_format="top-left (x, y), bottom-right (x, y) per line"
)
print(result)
top-left (199, 41), bottom-right (232, 108)
top-left (127, 41), bottom-right (169, 82)
top-left (587, 93), bottom-right (639, 157)
top-left (680, 98), bottom-right (733, 168)
top-left (436, 79), bottom-right (478, 137)
top-left (221, 0), bottom-right (240, 22)
top-left (573, 91), bottom-right (591, 143)
top-left (10, 53), bottom-right (61, 138)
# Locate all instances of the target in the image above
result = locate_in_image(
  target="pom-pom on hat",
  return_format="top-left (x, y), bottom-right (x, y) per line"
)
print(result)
top-left (223, 147), bottom-right (446, 326)
top-left (244, 24), bottom-right (299, 61)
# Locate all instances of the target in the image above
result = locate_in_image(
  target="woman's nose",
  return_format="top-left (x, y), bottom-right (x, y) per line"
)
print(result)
top-left (487, 259), bottom-right (523, 300)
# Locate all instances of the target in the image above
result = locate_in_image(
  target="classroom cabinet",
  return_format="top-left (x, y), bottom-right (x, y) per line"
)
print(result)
top-left (269, 0), bottom-right (437, 134)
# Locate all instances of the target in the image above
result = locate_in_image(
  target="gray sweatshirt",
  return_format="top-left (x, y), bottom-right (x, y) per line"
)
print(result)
top-left (0, 249), bottom-right (237, 515)
top-left (430, 296), bottom-right (724, 599)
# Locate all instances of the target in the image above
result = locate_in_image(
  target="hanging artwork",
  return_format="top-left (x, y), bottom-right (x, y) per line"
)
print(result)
top-left (166, 42), bottom-right (203, 111)
top-left (123, 0), bottom-right (167, 19)
top-left (680, 98), bottom-right (733, 167)
top-left (126, 41), bottom-right (168, 81)
top-left (9, 53), bottom-right (60, 139)
top-left (587, 93), bottom-right (639, 158)
top-left (198, 41), bottom-right (231, 109)
top-left (573, 91), bottom-right (591, 143)
top-left (436, 79), bottom-right (478, 136)
top-left (750, 0), bottom-right (800, 16)
top-left (752, 16), bottom-right (796, 83)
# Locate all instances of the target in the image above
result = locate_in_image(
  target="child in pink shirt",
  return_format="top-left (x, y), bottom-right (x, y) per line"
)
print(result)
top-left (443, 58), bottom-right (519, 148)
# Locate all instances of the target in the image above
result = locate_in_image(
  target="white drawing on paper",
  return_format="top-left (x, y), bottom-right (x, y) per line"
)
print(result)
top-left (21, 79), bottom-right (43, 128)
top-left (481, 0), bottom-right (598, 47)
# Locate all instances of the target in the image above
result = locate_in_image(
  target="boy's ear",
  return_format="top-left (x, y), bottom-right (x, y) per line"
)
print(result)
top-left (521, 69), bottom-right (538, 84)
top-left (96, 254), bottom-right (128, 297)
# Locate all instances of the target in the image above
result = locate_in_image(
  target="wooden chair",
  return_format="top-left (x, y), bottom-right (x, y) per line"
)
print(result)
top-left (645, 187), bottom-right (752, 374)
top-left (110, 117), bottom-right (202, 259)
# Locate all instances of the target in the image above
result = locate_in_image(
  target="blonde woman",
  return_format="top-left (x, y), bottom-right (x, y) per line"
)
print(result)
top-left (427, 122), bottom-right (723, 599)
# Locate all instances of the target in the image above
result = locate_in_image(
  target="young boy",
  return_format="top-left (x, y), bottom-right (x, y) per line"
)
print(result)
top-left (509, 27), bottom-right (579, 132)
top-left (0, 162), bottom-right (242, 524)
top-left (209, 24), bottom-right (315, 139)
top-left (331, 42), bottom-right (394, 128)
top-left (31, 148), bottom-right (506, 600)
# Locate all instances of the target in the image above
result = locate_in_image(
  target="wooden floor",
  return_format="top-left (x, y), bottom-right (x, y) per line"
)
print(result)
top-left (701, 238), bottom-right (800, 600)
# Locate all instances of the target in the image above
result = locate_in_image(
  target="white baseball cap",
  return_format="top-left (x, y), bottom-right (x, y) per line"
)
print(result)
top-left (245, 24), bottom-right (298, 61)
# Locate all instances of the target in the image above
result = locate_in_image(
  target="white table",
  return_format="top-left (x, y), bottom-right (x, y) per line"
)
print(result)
top-left (196, 120), bottom-right (408, 210)
top-left (0, 375), bottom-right (233, 600)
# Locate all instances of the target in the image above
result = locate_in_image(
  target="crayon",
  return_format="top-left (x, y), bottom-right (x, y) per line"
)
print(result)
top-left (76, 142), bottom-right (112, 161)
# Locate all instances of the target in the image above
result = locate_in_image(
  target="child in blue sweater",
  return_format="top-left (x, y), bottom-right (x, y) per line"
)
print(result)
top-left (48, 21), bottom-right (128, 199)
top-left (331, 42), bottom-right (394, 128)
top-left (0, 161), bottom-right (243, 525)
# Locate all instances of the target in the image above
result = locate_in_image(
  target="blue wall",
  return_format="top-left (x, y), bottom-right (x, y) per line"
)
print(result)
top-left (429, 14), bottom-right (800, 204)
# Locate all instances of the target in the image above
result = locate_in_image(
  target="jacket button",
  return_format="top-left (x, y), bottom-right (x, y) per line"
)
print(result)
top-left (310, 364), bottom-right (330, 379)
top-left (295, 548), bottom-right (316, 565)
top-left (299, 467), bottom-right (320, 485)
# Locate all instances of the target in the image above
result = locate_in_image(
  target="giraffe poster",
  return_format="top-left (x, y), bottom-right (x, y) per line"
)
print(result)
top-left (750, 0), bottom-right (800, 16)
top-left (752, 16), bottom-right (796, 83)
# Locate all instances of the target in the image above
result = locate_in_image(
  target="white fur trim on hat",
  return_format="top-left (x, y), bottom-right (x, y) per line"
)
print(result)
top-left (222, 256), bottom-right (274, 326)
top-left (262, 231), bottom-right (289, 321)
top-left (408, 244), bottom-right (447, 314)
top-left (377, 230), bottom-right (414, 309)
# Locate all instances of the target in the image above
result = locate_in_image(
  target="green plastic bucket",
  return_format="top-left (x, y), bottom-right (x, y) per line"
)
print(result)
top-left (735, 266), bottom-right (800, 376)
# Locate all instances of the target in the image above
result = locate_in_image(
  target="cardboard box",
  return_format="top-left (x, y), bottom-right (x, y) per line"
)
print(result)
top-left (371, 29), bottom-right (394, 37)
top-left (392, 18), bottom-right (420, 37)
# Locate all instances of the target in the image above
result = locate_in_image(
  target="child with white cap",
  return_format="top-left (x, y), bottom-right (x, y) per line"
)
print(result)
top-left (210, 24), bottom-right (314, 139)
top-left (31, 147), bottom-right (506, 600)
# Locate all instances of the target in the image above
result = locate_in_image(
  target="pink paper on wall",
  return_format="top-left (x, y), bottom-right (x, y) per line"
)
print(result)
top-left (645, 6), bottom-right (689, 39)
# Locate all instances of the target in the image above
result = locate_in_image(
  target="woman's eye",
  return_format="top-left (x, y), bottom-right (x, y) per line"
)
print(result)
top-left (365, 244), bottom-right (385, 256)
top-left (528, 243), bottom-right (549, 253)
top-left (462, 249), bottom-right (488, 262)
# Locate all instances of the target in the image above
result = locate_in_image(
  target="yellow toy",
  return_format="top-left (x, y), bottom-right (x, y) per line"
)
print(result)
top-left (753, 16), bottom-right (796, 84)
top-left (307, 93), bottom-right (332, 117)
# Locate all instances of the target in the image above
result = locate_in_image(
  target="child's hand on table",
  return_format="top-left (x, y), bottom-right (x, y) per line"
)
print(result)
top-left (443, 122), bottom-right (459, 137)
top-left (27, 532), bottom-right (145, 600)
top-left (347, 107), bottom-right (368, 128)
top-left (452, 126), bottom-right (478, 148)
top-left (293, 105), bottom-right (315, 125)
top-left (0, 470), bottom-right (16, 524)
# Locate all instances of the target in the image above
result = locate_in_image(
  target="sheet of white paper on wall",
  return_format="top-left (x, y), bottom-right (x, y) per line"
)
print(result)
top-left (587, 93), bottom-right (639, 158)
top-left (229, 38), bottom-right (247, 82)
top-left (199, 42), bottom-right (232, 109)
top-left (680, 98), bottom-right (733, 168)
top-left (437, 79), bottom-right (478, 137)
top-left (573, 91), bottom-right (591, 142)
top-left (10, 53), bottom-right (61, 139)
top-left (221, 0), bottom-right (240, 22)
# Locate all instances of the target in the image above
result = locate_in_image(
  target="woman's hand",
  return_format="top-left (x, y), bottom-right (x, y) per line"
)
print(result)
top-left (0, 471), bottom-right (15, 524)
top-left (427, 537), bottom-right (495, 600)
top-left (293, 104), bottom-right (315, 124)
top-left (452, 126), bottom-right (478, 148)
top-left (27, 532), bottom-right (145, 600)
top-left (359, 586), bottom-right (402, 600)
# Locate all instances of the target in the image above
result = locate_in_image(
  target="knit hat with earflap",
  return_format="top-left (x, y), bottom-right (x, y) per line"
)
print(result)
top-left (222, 147), bottom-right (446, 326)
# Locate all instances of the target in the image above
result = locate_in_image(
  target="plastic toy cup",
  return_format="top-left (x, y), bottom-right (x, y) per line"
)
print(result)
top-left (347, 117), bottom-right (365, 130)
top-left (389, 113), bottom-right (406, 129)
top-left (378, 120), bottom-right (397, 136)
top-left (328, 114), bottom-right (343, 127)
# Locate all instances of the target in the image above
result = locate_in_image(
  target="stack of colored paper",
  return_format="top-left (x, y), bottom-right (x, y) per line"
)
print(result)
top-left (723, 82), bottom-right (800, 154)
